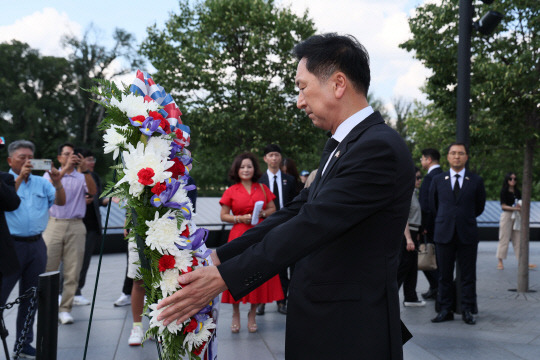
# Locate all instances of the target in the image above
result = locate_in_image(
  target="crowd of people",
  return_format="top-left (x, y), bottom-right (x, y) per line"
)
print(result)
top-left (0, 140), bottom-right (108, 358)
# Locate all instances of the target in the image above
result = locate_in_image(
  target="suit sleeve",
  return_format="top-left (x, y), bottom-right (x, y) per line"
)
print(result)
top-left (428, 176), bottom-right (439, 218)
top-left (216, 187), bottom-right (308, 263)
top-left (475, 177), bottom-right (486, 217)
top-left (218, 136), bottom-right (409, 299)
top-left (0, 173), bottom-right (21, 212)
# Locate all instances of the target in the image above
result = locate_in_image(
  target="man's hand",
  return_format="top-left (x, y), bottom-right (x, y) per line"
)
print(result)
top-left (49, 166), bottom-right (63, 186)
top-left (157, 266), bottom-right (227, 326)
top-left (210, 250), bottom-right (221, 266)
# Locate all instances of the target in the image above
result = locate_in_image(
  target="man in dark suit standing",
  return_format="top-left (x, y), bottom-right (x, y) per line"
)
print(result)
top-left (257, 144), bottom-right (297, 315)
top-left (157, 33), bottom-right (413, 359)
top-left (418, 148), bottom-right (442, 300)
top-left (430, 143), bottom-right (486, 325)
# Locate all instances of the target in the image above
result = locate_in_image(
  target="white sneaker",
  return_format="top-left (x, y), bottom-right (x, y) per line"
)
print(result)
top-left (404, 300), bottom-right (426, 307)
top-left (73, 295), bottom-right (91, 306)
top-left (58, 312), bottom-right (74, 324)
top-left (114, 293), bottom-right (131, 307)
top-left (128, 325), bottom-right (144, 346)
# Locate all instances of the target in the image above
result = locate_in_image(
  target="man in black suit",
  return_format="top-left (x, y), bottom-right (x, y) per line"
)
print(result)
top-left (418, 148), bottom-right (442, 300)
top-left (257, 144), bottom-right (297, 315)
top-left (157, 33), bottom-right (413, 359)
top-left (0, 171), bottom-right (21, 293)
top-left (429, 143), bottom-right (486, 325)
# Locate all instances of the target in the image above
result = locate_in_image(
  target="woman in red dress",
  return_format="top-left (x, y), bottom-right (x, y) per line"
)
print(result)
top-left (219, 152), bottom-right (283, 333)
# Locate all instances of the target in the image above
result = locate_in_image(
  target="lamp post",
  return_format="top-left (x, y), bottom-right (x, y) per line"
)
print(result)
top-left (454, 0), bottom-right (502, 314)
top-left (456, 0), bottom-right (503, 146)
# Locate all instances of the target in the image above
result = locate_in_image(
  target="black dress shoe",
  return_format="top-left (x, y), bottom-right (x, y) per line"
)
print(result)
top-left (256, 304), bottom-right (265, 315)
top-left (431, 310), bottom-right (454, 323)
top-left (277, 303), bottom-right (287, 315)
top-left (462, 311), bottom-right (476, 325)
top-left (422, 288), bottom-right (438, 300)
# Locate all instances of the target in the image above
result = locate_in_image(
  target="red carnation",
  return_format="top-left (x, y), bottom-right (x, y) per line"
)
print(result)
top-left (183, 318), bottom-right (198, 334)
top-left (181, 227), bottom-right (190, 238)
top-left (137, 168), bottom-right (155, 186)
top-left (151, 182), bottom-right (167, 195)
top-left (193, 342), bottom-right (206, 356)
top-left (158, 254), bottom-right (176, 272)
top-left (159, 119), bottom-right (171, 134)
top-left (130, 115), bottom-right (146, 124)
top-left (192, 256), bottom-right (199, 267)
top-left (167, 157), bottom-right (185, 179)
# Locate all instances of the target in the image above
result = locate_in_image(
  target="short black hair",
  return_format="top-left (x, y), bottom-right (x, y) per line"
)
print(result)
top-left (447, 142), bottom-right (469, 155)
top-left (421, 148), bottom-right (441, 162)
top-left (75, 148), bottom-right (94, 158)
top-left (293, 33), bottom-right (370, 96)
top-left (57, 142), bottom-right (75, 155)
top-left (263, 144), bottom-right (282, 156)
top-left (228, 152), bottom-right (262, 183)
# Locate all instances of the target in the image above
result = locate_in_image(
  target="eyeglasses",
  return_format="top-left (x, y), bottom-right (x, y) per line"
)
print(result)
top-left (448, 151), bottom-right (466, 156)
top-left (61, 152), bottom-right (74, 157)
top-left (416, 176), bottom-right (423, 180)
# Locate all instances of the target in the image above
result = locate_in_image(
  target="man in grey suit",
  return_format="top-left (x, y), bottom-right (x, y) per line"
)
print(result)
top-left (157, 33), bottom-right (413, 359)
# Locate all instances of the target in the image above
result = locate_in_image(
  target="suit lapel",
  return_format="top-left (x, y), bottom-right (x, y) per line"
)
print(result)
top-left (310, 112), bottom-right (385, 198)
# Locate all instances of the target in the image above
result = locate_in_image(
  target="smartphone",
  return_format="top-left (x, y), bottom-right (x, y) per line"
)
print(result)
top-left (30, 159), bottom-right (53, 171)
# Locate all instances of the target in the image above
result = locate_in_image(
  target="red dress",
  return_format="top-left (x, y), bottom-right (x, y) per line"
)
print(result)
top-left (219, 182), bottom-right (284, 304)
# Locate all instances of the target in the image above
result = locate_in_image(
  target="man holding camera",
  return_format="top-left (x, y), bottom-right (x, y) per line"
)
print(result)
top-left (43, 143), bottom-right (96, 325)
top-left (1, 140), bottom-right (65, 358)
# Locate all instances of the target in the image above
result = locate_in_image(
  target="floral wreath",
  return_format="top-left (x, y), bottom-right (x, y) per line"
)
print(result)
top-left (92, 70), bottom-right (216, 359)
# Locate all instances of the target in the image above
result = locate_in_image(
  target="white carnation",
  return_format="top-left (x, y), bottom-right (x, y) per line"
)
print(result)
top-left (183, 317), bottom-right (216, 352)
top-left (145, 210), bottom-right (186, 255)
top-left (110, 93), bottom-right (159, 118)
top-left (160, 268), bottom-right (181, 297)
top-left (117, 142), bottom-right (174, 197)
top-left (175, 250), bottom-right (194, 273)
top-left (103, 125), bottom-right (129, 160)
top-left (171, 185), bottom-right (194, 215)
top-left (147, 135), bottom-right (172, 159)
top-left (148, 303), bottom-right (183, 335)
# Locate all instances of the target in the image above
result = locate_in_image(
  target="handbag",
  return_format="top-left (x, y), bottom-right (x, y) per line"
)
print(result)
top-left (417, 235), bottom-right (437, 271)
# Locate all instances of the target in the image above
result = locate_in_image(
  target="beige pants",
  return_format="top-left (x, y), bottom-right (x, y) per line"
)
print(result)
top-left (496, 211), bottom-right (520, 260)
top-left (43, 218), bottom-right (86, 313)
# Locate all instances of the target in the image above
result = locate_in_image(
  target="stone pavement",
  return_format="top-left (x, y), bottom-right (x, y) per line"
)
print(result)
top-left (2, 242), bottom-right (539, 359)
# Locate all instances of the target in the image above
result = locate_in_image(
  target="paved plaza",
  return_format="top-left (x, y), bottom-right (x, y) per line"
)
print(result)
top-left (2, 241), bottom-right (539, 359)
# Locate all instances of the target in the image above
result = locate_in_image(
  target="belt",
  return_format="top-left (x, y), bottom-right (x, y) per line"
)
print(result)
top-left (12, 234), bottom-right (41, 242)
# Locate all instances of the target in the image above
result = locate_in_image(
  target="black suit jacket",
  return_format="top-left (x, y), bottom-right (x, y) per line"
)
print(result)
top-left (217, 112), bottom-right (414, 359)
top-left (259, 171), bottom-right (296, 209)
top-left (429, 170), bottom-right (486, 244)
top-left (419, 166), bottom-right (442, 240)
top-left (0, 172), bottom-right (21, 278)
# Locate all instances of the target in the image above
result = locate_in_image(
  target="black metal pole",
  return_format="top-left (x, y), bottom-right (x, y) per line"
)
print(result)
top-left (36, 271), bottom-right (59, 360)
top-left (457, 0), bottom-right (472, 147)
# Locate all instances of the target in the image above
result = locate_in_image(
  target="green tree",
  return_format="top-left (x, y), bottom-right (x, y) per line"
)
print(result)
top-left (0, 40), bottom-right (75, 165)
top-left (401, 0), bottom-right (540, 291)
top-left (141, 0), bottom-right (320, 193)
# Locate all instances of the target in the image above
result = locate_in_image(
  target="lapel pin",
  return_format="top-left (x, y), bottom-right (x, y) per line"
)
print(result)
top-left (465, 176), bottom-right (470, 180)
top-left (334, 151), bottom-right (341, 158)
top-left (445, 176), bottom-right (449, 180)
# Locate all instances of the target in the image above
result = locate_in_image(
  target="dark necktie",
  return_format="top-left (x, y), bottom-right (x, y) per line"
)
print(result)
top-left (273, 175), bottom-right (280, 210)
top-left (454, 174), bottom-right (461, 199)
top-left (310, 138), bottom-right (340, 194)
top-left (319, 137), bottom-right (340, 173)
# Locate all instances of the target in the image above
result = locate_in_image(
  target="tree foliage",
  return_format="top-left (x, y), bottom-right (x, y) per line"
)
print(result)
top-left (141, 0), bottom-right (321, 193)
top-left (0, 28), bottom-right (142, 179)
top-left (400, 0), bottom-right (540, 199)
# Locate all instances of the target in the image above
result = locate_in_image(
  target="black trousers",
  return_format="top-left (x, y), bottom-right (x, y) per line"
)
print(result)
top-left (397, 230), bottom-right (419, 302)
top-left (435, 232), bottom-right (478, 312)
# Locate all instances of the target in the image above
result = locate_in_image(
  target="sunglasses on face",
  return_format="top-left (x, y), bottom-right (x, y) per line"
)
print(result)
top-left (416, 176), bottom-right (423, 180)
top-left (509, 177), bottom-right (517, 181)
